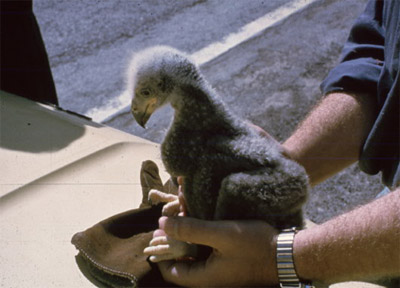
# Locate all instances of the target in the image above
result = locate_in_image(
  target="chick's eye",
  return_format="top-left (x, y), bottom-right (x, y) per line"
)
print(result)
top-left (141, 89), bottom-right (151, 98)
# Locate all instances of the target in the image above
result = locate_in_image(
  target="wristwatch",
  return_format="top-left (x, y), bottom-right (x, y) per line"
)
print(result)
top-left (276, 227), bottom-right (314, 288)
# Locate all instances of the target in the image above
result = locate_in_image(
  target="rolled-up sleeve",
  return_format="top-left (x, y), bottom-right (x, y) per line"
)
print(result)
top-left (320, 0), bottom-right (385, 97)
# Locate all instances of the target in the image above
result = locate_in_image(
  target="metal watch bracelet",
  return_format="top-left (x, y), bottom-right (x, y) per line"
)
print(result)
top-left (276, 227), bottom-right (314, 288)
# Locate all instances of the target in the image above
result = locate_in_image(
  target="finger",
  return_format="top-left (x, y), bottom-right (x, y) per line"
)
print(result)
top-left (143, 244), bottom-right (171, 255)
top-left (158, 259), bottom-right (211, 287)
top-left (149, 254), bottom-right (175, 263)
top-left (149, 236), bottom-right (169, 246)
top-left (148, 190), bottom-right (178, 204)
top-left (246, 121), bottom-right (276, 141)
top-left (159, 216), bottom-right (236, 249)
top-left (178, 189), bottom-right (187, 216)
top-left (153, 229), bottom-right (166, 238)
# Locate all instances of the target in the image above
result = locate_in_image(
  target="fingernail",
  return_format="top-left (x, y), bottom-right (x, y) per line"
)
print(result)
top-left (177, 176), bottom-right (183, 185)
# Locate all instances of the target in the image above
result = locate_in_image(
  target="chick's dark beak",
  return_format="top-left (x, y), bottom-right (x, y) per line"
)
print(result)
top-left (132, 109), bottom-right (149, 128)
top-left (131, 98), bottom-right (156, 128)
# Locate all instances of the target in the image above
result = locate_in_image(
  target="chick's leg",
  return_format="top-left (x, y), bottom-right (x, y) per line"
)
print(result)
top-left (148, 189), bottom-right (180, 216)
top-left (144, 186), bottom-right (197, 262)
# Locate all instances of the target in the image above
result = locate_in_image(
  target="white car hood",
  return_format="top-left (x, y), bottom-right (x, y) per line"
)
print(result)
top-left (0, 91), bottom-right (168, 287)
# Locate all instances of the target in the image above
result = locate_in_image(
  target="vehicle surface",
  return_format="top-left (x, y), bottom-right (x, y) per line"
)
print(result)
top-left (0, 91), bottom-right (168, 287)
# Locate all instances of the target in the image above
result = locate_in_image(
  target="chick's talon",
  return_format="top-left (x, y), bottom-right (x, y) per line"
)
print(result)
top-left (162, 199), bottom-right (181, 216)
top-left (148, 189), bottom-right (178, 206)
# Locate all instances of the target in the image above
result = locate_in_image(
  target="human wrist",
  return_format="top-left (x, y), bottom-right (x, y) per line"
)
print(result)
top-left (292, 229), bottom-right (315, 283)
top-left (292, 227), bottom-right (329, 286)
top-left (276, 228), bottom-right (314, 288)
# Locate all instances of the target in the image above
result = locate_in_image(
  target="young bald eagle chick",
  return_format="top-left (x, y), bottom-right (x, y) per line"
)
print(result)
top-left (129, 45), bottom-right (308, 227)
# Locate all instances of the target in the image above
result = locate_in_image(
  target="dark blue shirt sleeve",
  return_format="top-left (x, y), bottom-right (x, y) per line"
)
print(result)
top-left (320, 0), bottom-right (385, 97)
top-left (320, 0), bottom-right (400, 188)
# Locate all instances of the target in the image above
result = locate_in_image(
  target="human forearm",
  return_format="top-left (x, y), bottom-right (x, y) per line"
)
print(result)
top-left (283, 92), bottom-right (376, 186)
top-left (156, 189), bottom-right (400, 286)
top-left (293, 188), bottom-right (400, 284)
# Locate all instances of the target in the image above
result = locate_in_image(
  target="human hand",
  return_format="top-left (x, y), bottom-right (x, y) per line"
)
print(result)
top-left (156, 216), bottom-right (280, 287)
top-left (247, 122), bottom-right (292, 160)
top-left (144, 178), bottom-right (196, 262)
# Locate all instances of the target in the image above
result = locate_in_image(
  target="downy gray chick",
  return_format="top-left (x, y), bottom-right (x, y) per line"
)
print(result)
top-left (129, 46), bottom-right (308, 229)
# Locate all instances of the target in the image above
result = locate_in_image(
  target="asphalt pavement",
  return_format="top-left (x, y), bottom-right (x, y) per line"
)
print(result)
top-left (34, 0), bottom-right (383, 224)
top-left (34, 0), bottom-right (292, 115)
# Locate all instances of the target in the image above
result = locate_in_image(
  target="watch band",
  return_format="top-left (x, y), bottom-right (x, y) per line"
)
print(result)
top-left (276, 228), bottom-right (314, 288)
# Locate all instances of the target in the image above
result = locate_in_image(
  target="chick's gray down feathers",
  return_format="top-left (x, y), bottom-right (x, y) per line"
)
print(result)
top-left (129, 46), bottom-right (309, 228)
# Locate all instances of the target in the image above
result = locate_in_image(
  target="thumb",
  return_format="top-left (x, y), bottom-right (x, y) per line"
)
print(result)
top-left (159, 216), bottom-right (236, 249)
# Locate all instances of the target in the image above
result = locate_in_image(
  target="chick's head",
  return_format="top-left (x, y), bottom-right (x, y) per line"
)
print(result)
top-left (128, 46), bottom-right (197, 128)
